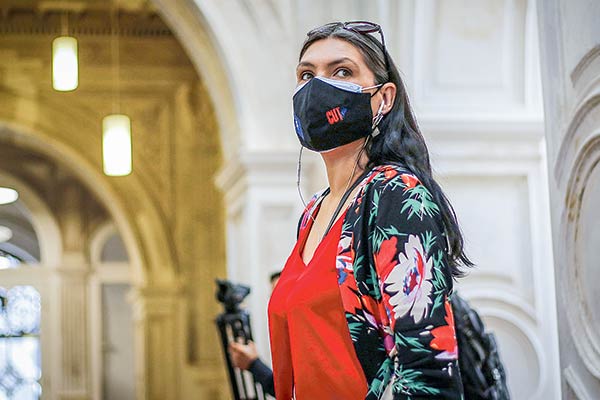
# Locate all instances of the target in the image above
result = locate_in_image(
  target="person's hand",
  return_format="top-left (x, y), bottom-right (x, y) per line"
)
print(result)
top-left (228, 340), bottom-right (259, 370)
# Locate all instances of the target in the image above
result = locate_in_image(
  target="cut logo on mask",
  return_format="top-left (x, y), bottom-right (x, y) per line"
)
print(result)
top-left (326, 106), bottom-right (347, 125)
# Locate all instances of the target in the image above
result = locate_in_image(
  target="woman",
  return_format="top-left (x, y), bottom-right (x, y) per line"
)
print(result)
top-left (268, 21), bottom-right (471, 399)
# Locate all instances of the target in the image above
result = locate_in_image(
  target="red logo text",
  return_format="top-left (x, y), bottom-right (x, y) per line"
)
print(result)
top-left (326, 107), bottom-right (344, 125)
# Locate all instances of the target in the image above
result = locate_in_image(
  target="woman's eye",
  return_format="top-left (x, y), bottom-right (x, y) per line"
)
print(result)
top-left (300, 72), bottom-right (313, 81)
top-left (334, 68), bottom-right (351, 78)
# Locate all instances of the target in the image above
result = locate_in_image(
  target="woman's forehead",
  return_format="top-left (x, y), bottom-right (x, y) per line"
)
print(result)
top-left (299, 38), bottom-right (365, 67)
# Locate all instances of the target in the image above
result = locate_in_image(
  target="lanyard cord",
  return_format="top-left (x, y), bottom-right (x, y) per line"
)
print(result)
top-left (320, 168), bottom-right (369, 240)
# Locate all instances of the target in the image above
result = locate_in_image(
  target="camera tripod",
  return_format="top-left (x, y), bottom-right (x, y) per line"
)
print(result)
top-left (215, 279), bottom-right (270, 400)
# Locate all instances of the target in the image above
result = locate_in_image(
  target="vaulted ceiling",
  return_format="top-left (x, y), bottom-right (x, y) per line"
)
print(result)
top-left (0, 0), bottom-right (170, 37)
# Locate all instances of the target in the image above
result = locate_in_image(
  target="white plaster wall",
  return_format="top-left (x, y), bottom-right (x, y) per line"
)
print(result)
top-left (192, 1), bottom-right (561, 398)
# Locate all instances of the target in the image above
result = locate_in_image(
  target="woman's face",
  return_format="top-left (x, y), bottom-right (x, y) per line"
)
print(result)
top-left (296, 37), bottom-right (391, 121)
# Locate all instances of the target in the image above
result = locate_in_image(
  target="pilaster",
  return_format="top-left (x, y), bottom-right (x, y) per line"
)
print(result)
top-left (55, 252), bottom-right (90, 400)
top-left (129, 285), bottom-right (183, 400)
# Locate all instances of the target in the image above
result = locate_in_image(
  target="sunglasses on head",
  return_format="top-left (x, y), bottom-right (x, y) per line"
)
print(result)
top-left (307, 21), bottom-right (390, 78)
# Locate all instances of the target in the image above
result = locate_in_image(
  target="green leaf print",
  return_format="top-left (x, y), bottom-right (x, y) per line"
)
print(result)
top-left (407, 185), bottom-right (432, 199)
top-left (371, 226), bottom-right (408, 253)
top-left (368, 357), bottom-right (394, 398)
top-left (421, 198), bottom-right (440, 217)
top-left (421, 231), bottom-right (436, 254)
top-left (400, 198), bottom-right (423, 219)
top-left (346, 313), bottom-right (363, 342)
top-left (431, 250), bottom-right (446, 291)
top-left (430, 293), bottom-right (444, 317)
top-left (385, 176), bottom-right (407, 192)
top-left (395, 332), bottom-right (428, 353)
top-left (394, 366), bottom-right (441, 396)
top-left (369, 189), bottom-right (380, 225)
top-left (367, 264), bottom-right (382, 300)
top-left (370, 225), bottom-right (388, 253)
top-left (354, 254), bottom-right (365, 272)
top-left (383, 226), bottom-right (408, 238)
top-left (342, 220), bottom-right (353, 232)
top-left (429, 250), bottom-right (447, 317)
top-left (401, 184), bottom-right (440, 220)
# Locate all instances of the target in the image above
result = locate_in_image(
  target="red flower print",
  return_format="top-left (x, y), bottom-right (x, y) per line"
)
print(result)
top-left (383, 235), bottom-right (433, 324)
top-left (384, 168), bottom-right (399, 181)
top-left (429, 300), bottom-right (458, 360)
top-left (401, 173), bottom-right (420, 190)
top-left (374, 236), bottom-right (398, 277)
top-left (364, 170), bottom-right (380, 186)
top-left (355, 196), bottom-right (363, 214)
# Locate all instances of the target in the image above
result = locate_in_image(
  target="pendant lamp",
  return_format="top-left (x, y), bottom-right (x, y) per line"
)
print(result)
top-left (52, 14), bottom-right (78, 91)
top-left (102, 114), bottom-right (132, 176)
top-left (0, 187), bottom-right (18, 205)
top-left (102, 3), bottom-right (132, 176)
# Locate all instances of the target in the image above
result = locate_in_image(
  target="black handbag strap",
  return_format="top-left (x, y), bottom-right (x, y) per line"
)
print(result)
top-left (321, 170), bottom-right (369, 239)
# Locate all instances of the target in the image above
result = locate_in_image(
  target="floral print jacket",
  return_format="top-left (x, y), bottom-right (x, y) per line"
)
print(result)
top-left (298, 164), bottom-right (463, 399)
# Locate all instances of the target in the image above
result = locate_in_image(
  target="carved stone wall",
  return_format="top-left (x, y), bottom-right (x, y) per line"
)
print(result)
top-left (538, 0), bottom-right (600, 397)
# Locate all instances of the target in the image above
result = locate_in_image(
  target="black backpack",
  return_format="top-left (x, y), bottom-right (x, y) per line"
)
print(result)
top-left (451, 294), bottom-right (511, 400)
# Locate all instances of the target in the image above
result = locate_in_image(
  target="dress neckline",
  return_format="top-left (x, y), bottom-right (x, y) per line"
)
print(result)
top-left (297, 174), bottom-right (369, 266)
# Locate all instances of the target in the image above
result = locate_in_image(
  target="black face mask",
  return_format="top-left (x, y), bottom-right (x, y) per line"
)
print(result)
top-left (293, 76), bottom-right (383, 152)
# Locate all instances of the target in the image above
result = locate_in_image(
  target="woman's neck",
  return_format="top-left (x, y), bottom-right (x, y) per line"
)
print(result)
top-left (321, 139), bottom-right (369, 198)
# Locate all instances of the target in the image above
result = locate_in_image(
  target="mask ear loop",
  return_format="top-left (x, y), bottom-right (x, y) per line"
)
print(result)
top-left (372, 101), bottom-right (385, 136)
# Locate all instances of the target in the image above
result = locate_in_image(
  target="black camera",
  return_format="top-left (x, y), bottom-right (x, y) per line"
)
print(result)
top-left (215, 278), bottom-right (251, 314)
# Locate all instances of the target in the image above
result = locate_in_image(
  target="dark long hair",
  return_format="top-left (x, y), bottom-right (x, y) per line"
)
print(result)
top-left (300, 23), bottom-right (473, 277)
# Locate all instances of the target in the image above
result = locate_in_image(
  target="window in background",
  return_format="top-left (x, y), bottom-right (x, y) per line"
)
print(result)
top-left (0, 285), bottom-right (42, 400)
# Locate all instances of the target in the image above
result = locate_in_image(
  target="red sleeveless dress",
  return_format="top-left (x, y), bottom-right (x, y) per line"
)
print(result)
top-left (268, 206), bottom-right (368, 399)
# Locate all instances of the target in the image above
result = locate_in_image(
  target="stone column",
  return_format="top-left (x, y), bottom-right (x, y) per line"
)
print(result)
top-left (129, 285), bottom-right (183, 400)
top-left (54, 180), bottom-right (91, 400)
top-left (55, 253), bottom-right (90, 400)
top-left (538, 0), bottom-right (600, 396)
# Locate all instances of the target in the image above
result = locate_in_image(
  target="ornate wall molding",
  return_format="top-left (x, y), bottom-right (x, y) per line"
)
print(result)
top-left (555, 92), bottom-right (600, 184)
top-left (562, 134), bottom-right (600, 379)
top-left (571, 45), bottom-right (600, 86)
top-left (564, 365), bottom-right (595, 400)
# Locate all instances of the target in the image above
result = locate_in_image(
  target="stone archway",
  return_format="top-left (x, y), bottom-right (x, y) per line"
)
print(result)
top-left (0, 121), bottom-right (171, 286)
top-left (0, 170), bottom-right (62, 267)
top-left (0, 121), bottom-right (184, 399)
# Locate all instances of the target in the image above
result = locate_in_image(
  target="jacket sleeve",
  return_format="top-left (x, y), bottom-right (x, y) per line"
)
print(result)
top-left (364, 169), bottom-right (463, 399)
top-left (248, 358), bottom-right (275, 397)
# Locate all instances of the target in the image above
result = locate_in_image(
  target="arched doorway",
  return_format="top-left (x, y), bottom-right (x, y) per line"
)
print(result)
top-left (0, 1), bottom-right (229, 397)
top-left (0, 171), bottom-right (61, 399)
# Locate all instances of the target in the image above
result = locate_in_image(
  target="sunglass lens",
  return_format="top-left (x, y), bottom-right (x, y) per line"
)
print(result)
top-left (344, 22), bottom-right (380, 33)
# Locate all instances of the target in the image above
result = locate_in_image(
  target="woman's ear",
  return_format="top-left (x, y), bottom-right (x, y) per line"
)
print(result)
top-left (380, 82), bottom-right (397, 114)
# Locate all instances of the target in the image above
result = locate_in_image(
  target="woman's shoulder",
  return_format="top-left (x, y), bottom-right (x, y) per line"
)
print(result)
top-left (361, 163), bottom-right (422, 192)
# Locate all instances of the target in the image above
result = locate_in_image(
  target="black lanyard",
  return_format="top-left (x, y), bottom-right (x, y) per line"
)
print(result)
top-left (321, 170), bottom-right (369, 239)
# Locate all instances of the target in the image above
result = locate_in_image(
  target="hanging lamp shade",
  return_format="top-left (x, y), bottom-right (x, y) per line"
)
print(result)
top-left (52, 36), bottom-right (79, 91)
top-left (0, 187), bottom-right (18, 205)
top-left (102, 114), bottom-right (132, 176)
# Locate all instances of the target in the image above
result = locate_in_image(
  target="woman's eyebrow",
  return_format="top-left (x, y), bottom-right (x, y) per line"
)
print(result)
top-left (296, 61), bottom-right (316, 70)
top-left (326, 57), bottom-right (359, 69)
top-left (296, 57), bottom-right (359, 70)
